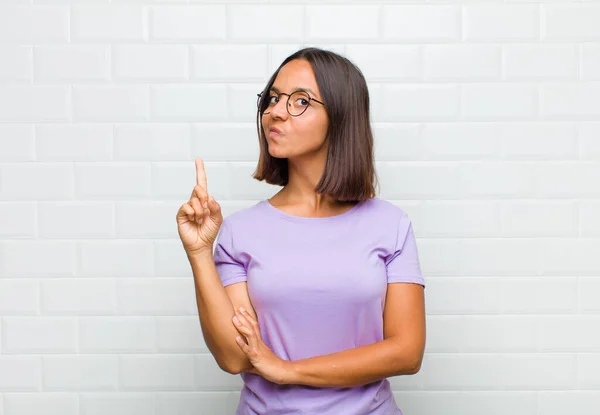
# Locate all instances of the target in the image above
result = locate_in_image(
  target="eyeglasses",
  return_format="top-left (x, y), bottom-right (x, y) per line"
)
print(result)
top-left (257, 90), bottom-right (325, 117)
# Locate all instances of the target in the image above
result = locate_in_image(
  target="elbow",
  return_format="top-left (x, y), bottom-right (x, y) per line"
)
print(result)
top-left (218, 359), bottom-right (241, 375)
top-left (219, 356), bottom-right (252, 375)
top-left (409, 359), bottom-right (422, 375)
top-left (407, 352), bottom-right (424, 375)
top-left (211, 350), bottom-right (242, 375)
top-left (396, 350), bottom-right (423, 375)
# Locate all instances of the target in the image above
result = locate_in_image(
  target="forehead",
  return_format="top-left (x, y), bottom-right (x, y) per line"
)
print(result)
top-left (271, 59), bottom-right (321, 97)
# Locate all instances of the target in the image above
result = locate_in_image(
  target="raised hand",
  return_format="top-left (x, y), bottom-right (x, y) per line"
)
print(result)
top-left (176, 158), bottom-right (223, 257)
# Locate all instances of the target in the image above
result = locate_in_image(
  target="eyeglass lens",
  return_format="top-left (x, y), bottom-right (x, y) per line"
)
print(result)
top-left (257, 91), bottom-right (311, 116)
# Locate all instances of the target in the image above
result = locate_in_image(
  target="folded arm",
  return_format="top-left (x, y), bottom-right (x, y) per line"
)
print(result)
top-left (286, 283), bottom-right (426, 388)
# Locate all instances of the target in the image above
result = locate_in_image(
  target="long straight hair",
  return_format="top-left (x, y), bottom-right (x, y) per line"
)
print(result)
top-left (252, 47), bottom-right (379, 202)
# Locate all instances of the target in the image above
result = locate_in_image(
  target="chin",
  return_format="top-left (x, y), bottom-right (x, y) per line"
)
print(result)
top-left (269, 152), bottom-right (288, 160)
top-left (267, 146), bottom-right (286, 159)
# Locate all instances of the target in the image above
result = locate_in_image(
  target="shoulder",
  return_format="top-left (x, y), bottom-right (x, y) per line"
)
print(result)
top-left (363, 197), bottom-right (409, 220)
top-left (220, 200), bottom-right (267, 231)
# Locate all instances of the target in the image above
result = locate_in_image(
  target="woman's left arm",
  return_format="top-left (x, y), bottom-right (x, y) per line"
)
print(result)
top-left (287, 283), bottom-right (426, 388)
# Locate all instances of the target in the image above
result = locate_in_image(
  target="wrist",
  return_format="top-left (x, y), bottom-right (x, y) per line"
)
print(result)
top-left (186, 248), bottom-right (213, 262)
top-left (283, 360), bottom-right (300, 385)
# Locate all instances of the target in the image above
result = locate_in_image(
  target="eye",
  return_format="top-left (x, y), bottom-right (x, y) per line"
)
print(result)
top-left (296, 97), bottom-right (309, 106)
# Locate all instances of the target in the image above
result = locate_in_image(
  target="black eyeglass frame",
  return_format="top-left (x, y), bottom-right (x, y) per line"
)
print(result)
top-left (256, 91), bottom-right (325, 117)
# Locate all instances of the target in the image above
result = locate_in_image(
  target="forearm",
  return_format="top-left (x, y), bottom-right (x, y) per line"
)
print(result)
top-left (188, 251), bottom-right (252, 374)
top-left (287, 338), bottom-right (420, 388)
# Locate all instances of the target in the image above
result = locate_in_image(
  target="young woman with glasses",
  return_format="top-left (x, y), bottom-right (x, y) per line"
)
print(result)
top-left (176, 47), bottom-right (426, 415)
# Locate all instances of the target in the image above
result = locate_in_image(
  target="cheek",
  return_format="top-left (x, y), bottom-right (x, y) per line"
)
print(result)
top-left (296, 116), bottom-right (328, 142)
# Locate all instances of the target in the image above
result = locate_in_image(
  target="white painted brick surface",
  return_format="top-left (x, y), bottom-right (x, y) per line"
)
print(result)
top-left (155, 392), bottom-right (241, 415)
top-left (150, 84), bottom-right (228, 121)
top-left (114, 124), bottom-right (191, 161)
top-left (0, 203), bottom-right (36, 238)
top-left (79, 317), bottom-right (155, 353)
top-left (0, 6), bottom-right (69, 44)
top-left (190, 123), bottom-right (258, 161)
top-left (581, 43), bottom-right (600, 81)
top-left (153, 240), bottom-right (193, 278)
top-left (36, 124), bottom-right (113, 161)
top-left (38, 202), bottom-right (114, 238)
top-left (78, 241), bottom-right (153, 277)
top-left (115, 201), bottom-right (180, 238)
top-left (73, 86), bottom-right (149, 122)
top-left (1, 241), bottom-right (76, 278)
top-left (3, 393), bottom-right (77, 415)
top-left (112, 45), bottom-right (188, 81)
top-left (461, 84), bottom-right (536, 120)
top-left (1, 2), bottom-right (599, 414)
top-left (579, 123), bottom-right (600, 159)
top-left (79, 393), bottom-right (154, 415)
top-left (0, 125), bottom-right (35, 162)
top-left (2, 317), bottom-right (78, 354)
top-left (228, 6), bottom-right (303, 42)
top-left (381, 84), bottom-right (459, 121)
top-left (424, 44), bottom-right (501, 81)
top-left (43, 356), bottom-right (118, 391)
top-left (117, 278), bottom-right (197, 315)
top-left (0, 87), bottom-right (69, 122)
top-left (503, 44), bottom-right (578, 81)
top-left (71, 6), bottom-right (146, 42)
top-left (192, 45), bottom-right (268, 81)
top-left (346, 45), bottom-right (420, 82)
top-left (194, 355), bottom-right (244, 390)
top-left (74, 163), bottom-right (151, 199)
top-left (120, 355), bottom-right (195, 391)
top-left (0, 357), bottom-right (41, 392)
top-left (150, 6), bottom-right (225, 41)
top-left (382, 5), bottom-right (460, 42)
top-left (34, 46), bottom-right (110, 82)
top-left (0, 47), bottom-right (32, 83)
top-left (156, 317), bottom-right (207, 353)
top-left (306, 6), bottom-right (379, 41)
top-left (540, 83), bottom-right (600, 119)
top-left (543, 4), bottom-right (600, 41)
top-left (0, 280), bottom-right (39, 316)
top-left (463, 5), bottom-right (539, 42)
top-left (41, 279), bottom-right (116, 315)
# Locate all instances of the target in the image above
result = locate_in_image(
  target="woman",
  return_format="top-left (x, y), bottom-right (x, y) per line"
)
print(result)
top-left (176, 47), bottom-right (426, 415)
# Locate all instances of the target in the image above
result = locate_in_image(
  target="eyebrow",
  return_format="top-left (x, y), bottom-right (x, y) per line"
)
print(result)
top-left (270, 86), bottom-right (317, 97)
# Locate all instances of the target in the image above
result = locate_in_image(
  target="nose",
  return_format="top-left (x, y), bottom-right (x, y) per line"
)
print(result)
top-left (269, 95), bottom-right (289, 119)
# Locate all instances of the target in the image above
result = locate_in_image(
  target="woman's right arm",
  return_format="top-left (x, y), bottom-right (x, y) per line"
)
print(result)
top-left (176, 158), bottom-right (254, 375)
top-left (188, 251), bottom-right (255, 374)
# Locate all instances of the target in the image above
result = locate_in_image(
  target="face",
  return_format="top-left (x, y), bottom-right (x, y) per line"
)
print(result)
top-left (261, 59), bottom-right (329, 159)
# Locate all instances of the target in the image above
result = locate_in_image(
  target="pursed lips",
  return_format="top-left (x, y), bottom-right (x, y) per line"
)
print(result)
top-left (269, 127), bottom-right (283, 137)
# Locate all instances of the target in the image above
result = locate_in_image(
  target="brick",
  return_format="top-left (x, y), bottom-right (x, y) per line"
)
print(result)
top-left (71, 6), bottom-right (145, 42)
top-left (34, 46), bottom-right (109, 82)
top-left (150, 6), bottom-right (225, 41)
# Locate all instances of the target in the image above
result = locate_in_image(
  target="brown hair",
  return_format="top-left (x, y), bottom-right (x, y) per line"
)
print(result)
top-left (252, 47), bottom-right (379, 202)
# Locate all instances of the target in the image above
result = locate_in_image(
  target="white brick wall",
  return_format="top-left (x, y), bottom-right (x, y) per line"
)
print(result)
top-left (0, 1), bottom-right (598, 414)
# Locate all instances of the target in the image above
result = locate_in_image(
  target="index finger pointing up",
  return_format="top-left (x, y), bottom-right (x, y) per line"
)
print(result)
top-left (195, 158), bottom-right (207, 191)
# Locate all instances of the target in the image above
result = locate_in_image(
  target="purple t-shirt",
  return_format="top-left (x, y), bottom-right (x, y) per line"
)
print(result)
top-left (213, 197), bottom-right (425, 415)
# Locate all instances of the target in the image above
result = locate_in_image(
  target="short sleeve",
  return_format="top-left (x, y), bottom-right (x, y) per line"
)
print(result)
top-left (384, 213), bottom-right (425, 288)
top-left (212, 219), bottom-right (248, 287)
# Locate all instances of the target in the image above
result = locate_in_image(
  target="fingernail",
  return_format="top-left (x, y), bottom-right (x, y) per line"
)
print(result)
top-left (233, 316), bottom-right (239, 324)
top-left (239, 307), bottom-right (245, 313)
top-left (203, 201), bottom-right (208, 208)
